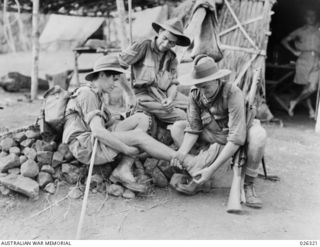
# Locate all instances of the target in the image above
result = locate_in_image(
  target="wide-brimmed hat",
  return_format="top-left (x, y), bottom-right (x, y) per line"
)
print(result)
top-left (152, 18), bottom-right (191, 47)
top-left (85, 55), bottom-right (127, 81)
top-left (178, 55), bottom-right (231, 86)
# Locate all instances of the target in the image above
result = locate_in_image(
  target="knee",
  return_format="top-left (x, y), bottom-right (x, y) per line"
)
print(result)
top-left (247, 120), bottom-right (267, 149)
top-left (135, 112), bottom-right (150, 125)
top-left (170, 120), bottom-right (187, 137)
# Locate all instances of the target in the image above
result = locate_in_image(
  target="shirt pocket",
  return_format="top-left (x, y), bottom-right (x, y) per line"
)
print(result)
top-left (200, 110), bottom-right (212, 126)
top-left (134, 61), bottom-right (156, 88)
top-left (156, 70), bottom-right (172, 91)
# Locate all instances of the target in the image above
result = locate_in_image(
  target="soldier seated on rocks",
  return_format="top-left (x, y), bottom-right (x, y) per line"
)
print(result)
top-left (118, 18), bottom-right (191, 125)
top-left (169, 55), bottom-right (267, 208)
top-left (62, 54), bottom-right (199, 194)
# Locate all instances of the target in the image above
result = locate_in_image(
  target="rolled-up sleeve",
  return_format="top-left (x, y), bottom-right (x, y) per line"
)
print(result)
top-left (227, 86), bottom-right (246, 145)
top-left (76, 88), bottom-right (106, 126)
top-left (118, 40), bottom-right (149, 69)
top-left (185, 93), bottom-right (203, 134)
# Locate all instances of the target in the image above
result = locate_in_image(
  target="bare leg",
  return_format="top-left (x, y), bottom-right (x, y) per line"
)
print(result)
top-left (306, 98), bottom-right (315, 118)
top-left (169, 120), bottom-right (187, 147)
top-left (111, 113), bottom-right (151, 189)
top-left (244, 120), bottom-right (267, 208)
top-left (116, 112), bottom-right (151, 132)
top-left (289, 83), bottom-right (316, 116)
top-left (112, 129), bottom-right (177, 161)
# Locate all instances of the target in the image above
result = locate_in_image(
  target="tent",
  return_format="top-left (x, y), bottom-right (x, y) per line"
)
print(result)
top-left (39, 14), bottom-right (105, 51)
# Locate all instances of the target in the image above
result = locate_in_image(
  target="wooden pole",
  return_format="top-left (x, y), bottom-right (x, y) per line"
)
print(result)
top-left (31, 0), bottom-right (40, 100)
top-left (116, 0), bottom-right (129, 49)
top-left (315, 81), bottom-right (320, 133)
top-left (128, 0), bottom-right (133, 44)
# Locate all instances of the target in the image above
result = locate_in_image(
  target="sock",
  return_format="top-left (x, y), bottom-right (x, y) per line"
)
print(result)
top-left (244, 175), bottom-right (255, 186)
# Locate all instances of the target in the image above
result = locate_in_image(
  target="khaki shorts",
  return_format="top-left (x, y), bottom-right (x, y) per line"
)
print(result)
top-left (68, 131), bottom-right (118, 165)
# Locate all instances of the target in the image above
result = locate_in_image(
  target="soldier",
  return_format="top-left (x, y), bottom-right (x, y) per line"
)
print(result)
top-left (118, 18), bottom-right (191, 124)
top-left (170, 55), bottom-right (267, 208)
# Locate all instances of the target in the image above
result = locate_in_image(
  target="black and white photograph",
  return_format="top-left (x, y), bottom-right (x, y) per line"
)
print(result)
top-left (0, 0), bottom-right (319, 243)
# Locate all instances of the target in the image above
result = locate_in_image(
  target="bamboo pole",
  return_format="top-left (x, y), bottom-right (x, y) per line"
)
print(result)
top-left (116, 0), bottom-right (129, 49)
top-left (31, 0), bottom-right (40, 100)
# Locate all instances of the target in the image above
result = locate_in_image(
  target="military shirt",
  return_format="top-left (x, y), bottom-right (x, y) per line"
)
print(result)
top-left (62, 84), bottom-right (111, 144)
top-left (185, 82), bottom-right (246, 146)
top-left (118, 37), bottom-right (179, 94)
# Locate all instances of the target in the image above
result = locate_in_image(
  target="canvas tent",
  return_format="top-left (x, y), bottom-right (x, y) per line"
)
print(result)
top-left (39, 14), bottom-right (105, 51)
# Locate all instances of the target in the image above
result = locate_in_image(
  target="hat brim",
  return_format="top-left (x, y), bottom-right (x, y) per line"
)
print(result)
top-left (85, 67), bottom-right (128, 81)
top-left (152, 22), bottom-right (190, 47)
top-left (178, 69), bottom-right (232, 86)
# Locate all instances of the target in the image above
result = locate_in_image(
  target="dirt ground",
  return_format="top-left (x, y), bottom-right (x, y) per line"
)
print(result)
top-left (0, 52), bottom-right (320, 240)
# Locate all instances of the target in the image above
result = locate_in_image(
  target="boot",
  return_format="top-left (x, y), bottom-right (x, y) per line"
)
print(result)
top-left (176, 180), bottom-right (212, 196)
top-left (170, 173), bottom-right (212, 196)
top-left (110, 158), bottom-right (148, 193)
top-left (244, 183), bottom-right (263, 208)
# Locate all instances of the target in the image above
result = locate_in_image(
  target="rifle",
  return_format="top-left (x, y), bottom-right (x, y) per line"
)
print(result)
top-left (226, 67), bottom-right (261, 213)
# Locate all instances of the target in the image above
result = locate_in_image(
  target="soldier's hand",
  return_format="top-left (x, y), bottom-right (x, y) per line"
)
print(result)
top-left (125, 146), bottom-right (140, 157)
top-left (193, 167), bottom-right (211, 185)
top-left (170, 152), bottom-right (186, 169)
top-left (161, 98), bottom-right (174, 112)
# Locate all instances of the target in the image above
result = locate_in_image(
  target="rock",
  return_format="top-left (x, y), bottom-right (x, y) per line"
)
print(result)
top-left (8, 168), bottom-right (20, 175)
top-left (49, 141), bottom-right (57, 152)
top-left (13, 132), bottom-right (27, 143)
top-left (9, 147), bottom-right (20, 155)
top-left (37, 172), bottom-right (53, 188)
top-left (36, 151), bottom-right (53, 166)
top-left (44, 182), bottom-right (55, 194)
top-left (90, 174), bottom-right (103, 189)
top-left (21, 160), bottom-right (39, 178)
top-left (34, 140), bottom-right (56, 152)
top-left (64, 150), bottom-right (74, 162)
top-left (52, 151), bottom-right (64, 168)
top-left (41, 165), bottom-right (55, 175)
top-left (0, 138), bottom-right (17, 152)
top-left (151, 166), bottom-right (168, 188)
top-left (61, 163), bottom-right (80, 184)
top-left (57, 143), bottom-right (69, 157)
top-left (143, 158), bottom-right (159, 175)
top-left (20, 138), bottom-right (35, 148)
top-left (156, 127), bottom-right (173, 145)
top-left (157, 160), bottom-right (179, 180)
top-left (19, 155), bottom-right (27, 164)
top-left (23, 147), bottom-right (37, 160)
top-left (107, 184), bottom-right (124, 197)
top-left (0, 152), bottom-right (8, 158)
top-left (122, 189), bottom-right (135, 199)
top-left (52, 167), bottom-right (62, 180)
top-left (0, 184), bottom-right (11, 196)
top-left (68, 187), bottom-right (83, 199)
top-left (0, 172), bottom-right (8, 177)
top-left (0, 174), bottom-right (39, 198)
top-left (0, 154), bottom-right (20, 172)
top-left (25, 130), bottom-right (40, 139)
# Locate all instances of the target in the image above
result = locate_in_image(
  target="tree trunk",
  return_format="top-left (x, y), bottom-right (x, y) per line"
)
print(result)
top-left (31, 0), bottom-right (40, 100)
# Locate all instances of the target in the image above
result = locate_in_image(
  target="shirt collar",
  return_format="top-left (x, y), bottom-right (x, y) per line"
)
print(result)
top-left (151, 36), bottom-right (161, 54)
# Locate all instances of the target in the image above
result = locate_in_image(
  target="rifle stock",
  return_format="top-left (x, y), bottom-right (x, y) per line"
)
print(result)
top-left (226, 67), bottom-right (261, 214)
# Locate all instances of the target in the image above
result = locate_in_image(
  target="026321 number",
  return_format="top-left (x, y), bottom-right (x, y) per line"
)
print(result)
top-left (300, 241), bottom-right (318, 246)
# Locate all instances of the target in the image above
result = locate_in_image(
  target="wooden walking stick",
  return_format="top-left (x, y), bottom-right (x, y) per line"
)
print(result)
top-left (76, 103), bottom-right (104, 239)
top-left (76, 136), bottom-right (98, 239)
